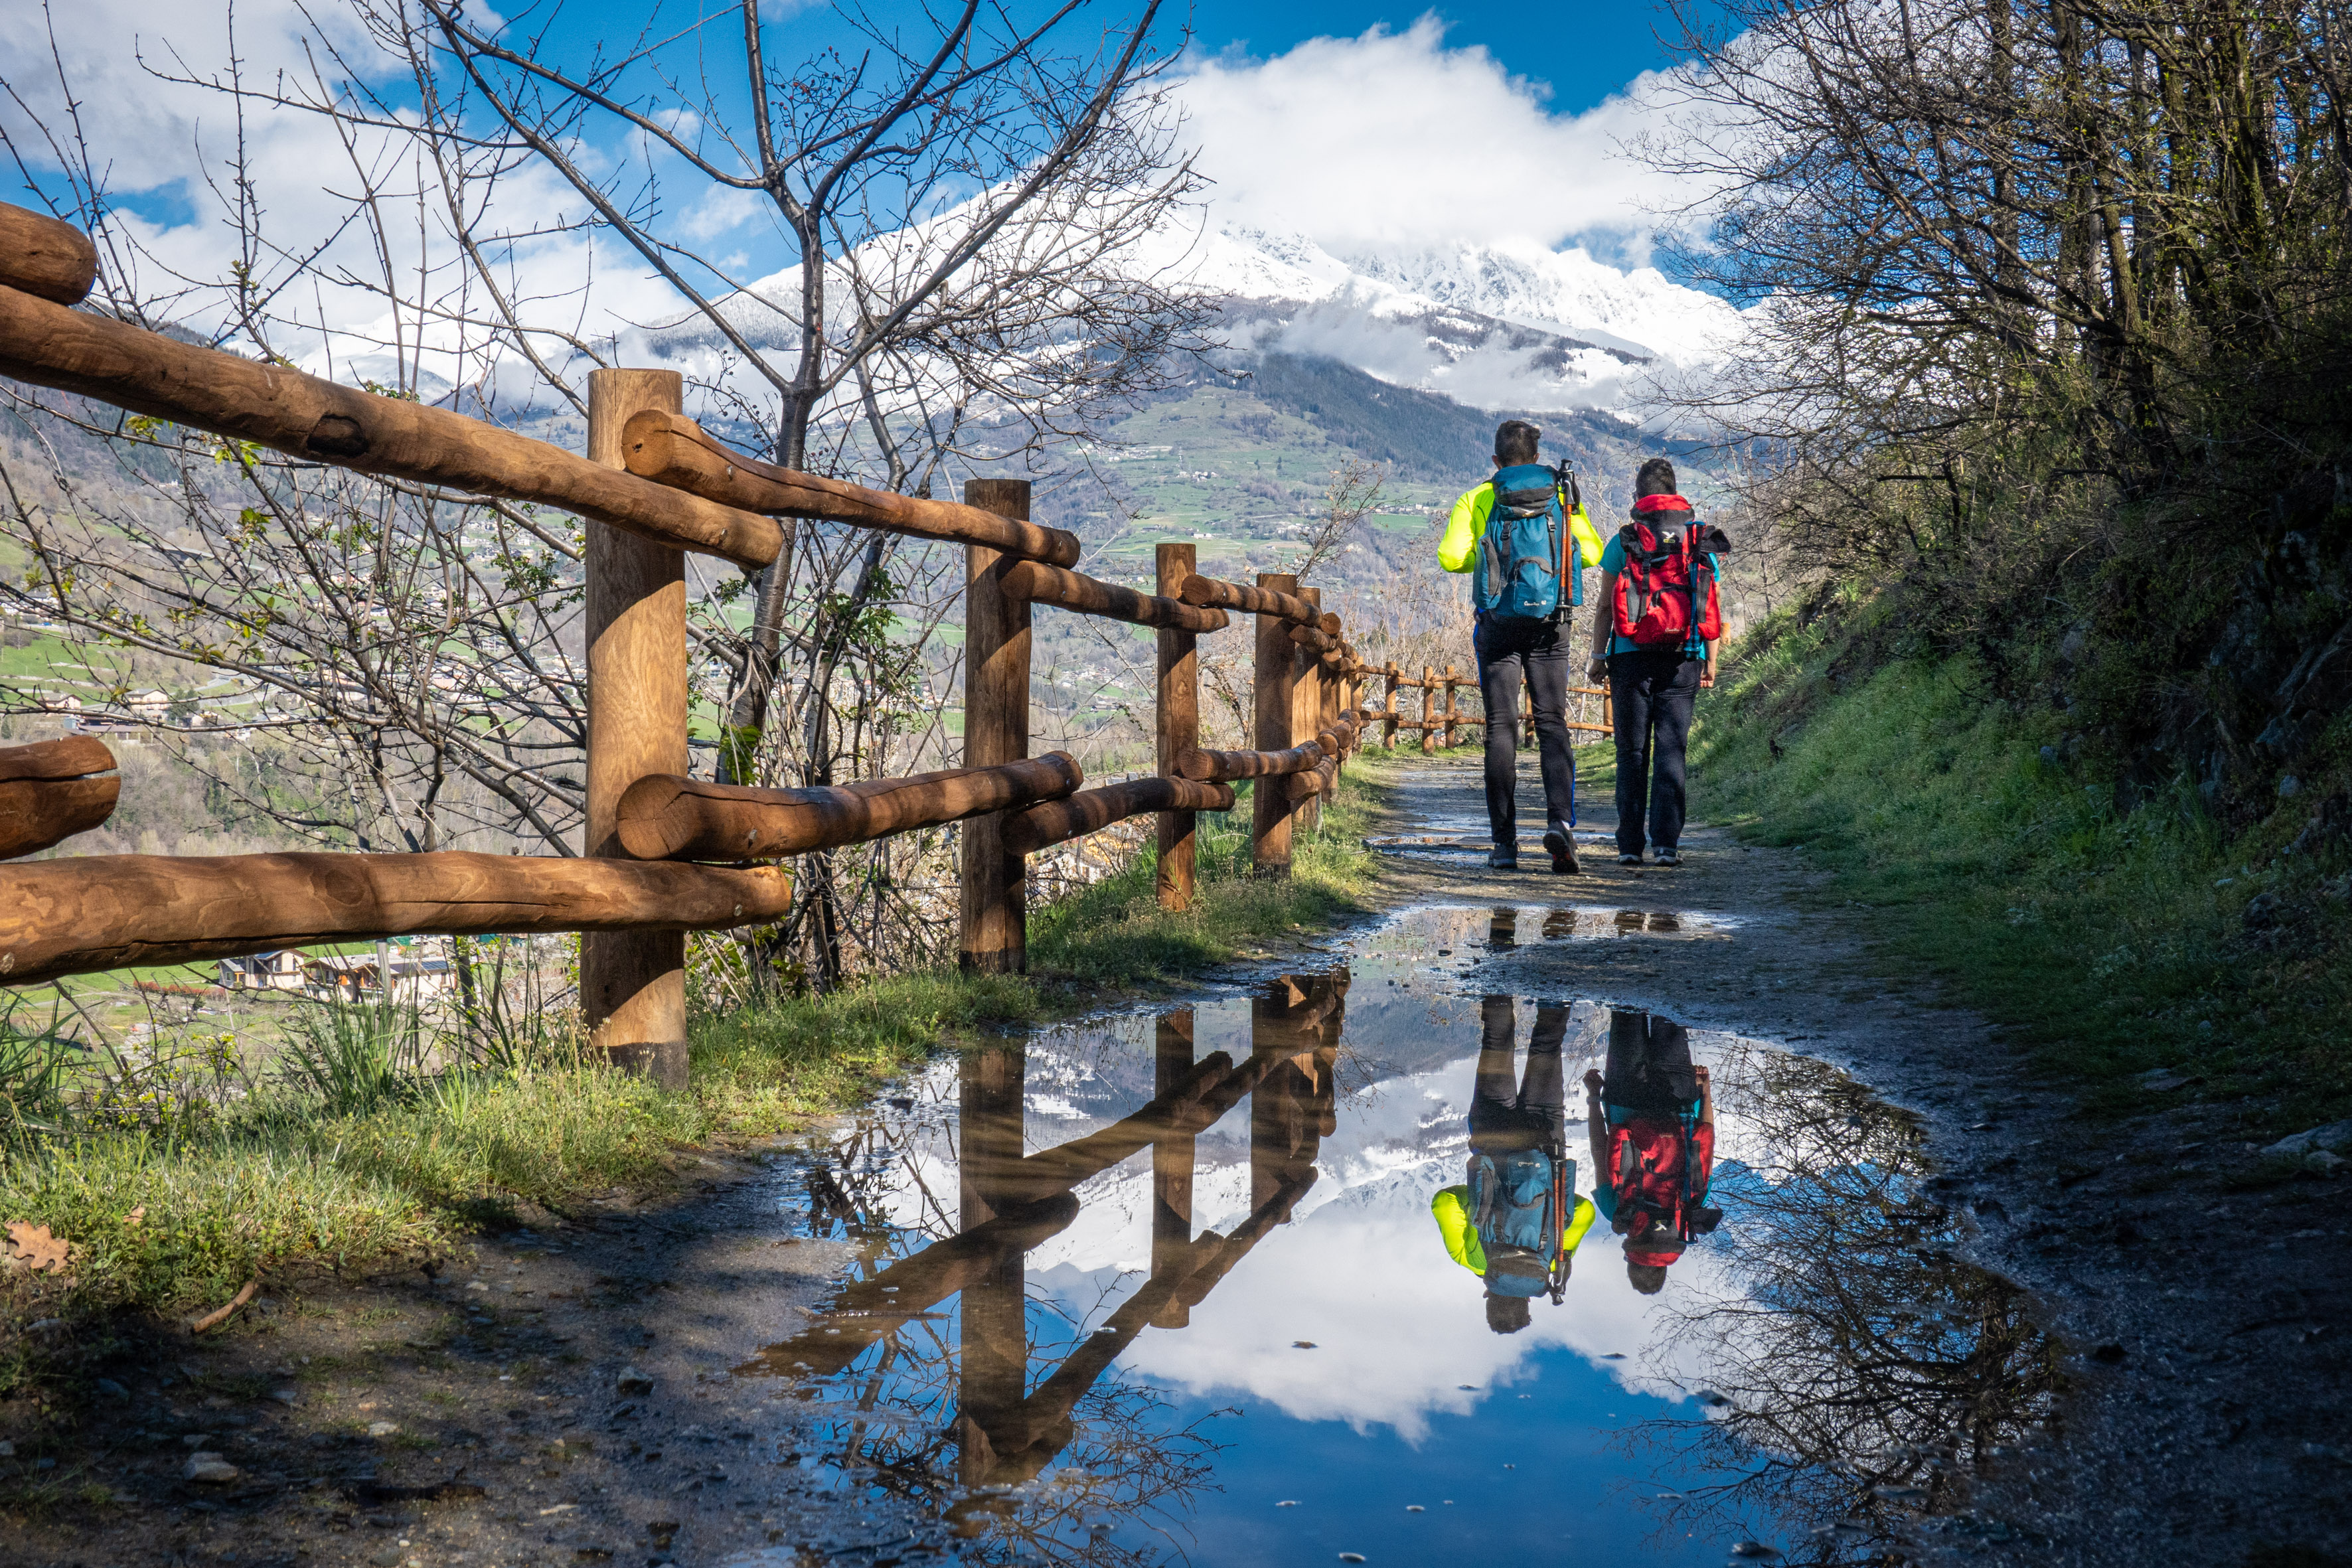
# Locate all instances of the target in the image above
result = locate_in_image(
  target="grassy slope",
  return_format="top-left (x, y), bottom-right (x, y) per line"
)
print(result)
top-left (0, 777), bottom-right (1384, 1323)
top-left (1691, 607), bottom-right (2352, 1129)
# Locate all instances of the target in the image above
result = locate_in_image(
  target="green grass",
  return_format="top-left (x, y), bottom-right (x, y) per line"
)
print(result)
top-left (1691, 607), bottom-right (2352, 1126)
top-left (0, 772), bottom-right (1391, 1326)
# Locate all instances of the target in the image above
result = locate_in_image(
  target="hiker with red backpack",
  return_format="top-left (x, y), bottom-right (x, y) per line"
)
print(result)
top-left (1585, 457), bottom-right (1730, 868)
top-left (1430, 996), bottom-right (1599, 1333)
top-left (1440, 419), bottom-right (1606, 872)
top-left (1583, 1009), bottom-right (1721, 1295)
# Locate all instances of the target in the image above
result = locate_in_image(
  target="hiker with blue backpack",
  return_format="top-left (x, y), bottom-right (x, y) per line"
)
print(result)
top-left (1584, 1009), bottom-right (1722, 1295)
top-left (1430, 996), bottom-right (1599, 1333)
top-left (1586, 457), bottom-right (1731, 868)
top-left (1440, 420), bottom-right (1605, 872)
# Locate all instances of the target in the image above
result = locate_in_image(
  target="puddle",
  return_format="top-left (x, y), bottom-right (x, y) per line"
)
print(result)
top-left (736, 908), bottom-right (2057, 1566)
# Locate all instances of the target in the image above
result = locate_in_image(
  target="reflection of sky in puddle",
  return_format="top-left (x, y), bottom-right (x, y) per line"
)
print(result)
top-left (741, 908), bottom-right (2055, 1567)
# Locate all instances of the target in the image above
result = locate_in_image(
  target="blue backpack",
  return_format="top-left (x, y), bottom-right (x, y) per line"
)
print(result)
top-left (1468, 1148), bottom-right (1577, 1299)
top-left (1474, 463), bottom-right (1584, 623)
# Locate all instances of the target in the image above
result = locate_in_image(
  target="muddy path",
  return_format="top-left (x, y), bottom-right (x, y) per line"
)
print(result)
top-left (5, 754), bottom-right (2345, 1568)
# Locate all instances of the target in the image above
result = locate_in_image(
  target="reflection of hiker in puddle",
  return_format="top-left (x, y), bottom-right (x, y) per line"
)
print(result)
top-left (1584, 1010), bottom-right (1721, 1294)
top-left (1432, 996), bottom-right (1597, 1334)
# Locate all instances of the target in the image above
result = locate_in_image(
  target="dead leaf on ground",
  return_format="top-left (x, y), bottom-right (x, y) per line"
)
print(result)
top-left (124, 1207), bottom-right (145, 1227)
top-left (5, 1221), bottom-right (72, 1274)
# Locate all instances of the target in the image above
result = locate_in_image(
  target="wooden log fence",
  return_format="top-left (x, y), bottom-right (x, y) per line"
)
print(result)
top-left (617, 755), bottom-right (1084, 862)
top-left (1000, 560), bottom-right (1228, 632)
top-left (0, 853), bottom-right (793, 990)
top-left (1, 737), bottom-right (119, 862)
top-left (1002, 777), bottom-right (1236, 857)
top-left (0, 198), bottom-right (1493, 1077)
top-left (619, 410), bottom-right (1082, 565)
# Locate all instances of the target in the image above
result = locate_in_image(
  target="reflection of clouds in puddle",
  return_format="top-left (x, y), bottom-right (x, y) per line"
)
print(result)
top-left (1103, 1192), bottom-right (1727, 1443)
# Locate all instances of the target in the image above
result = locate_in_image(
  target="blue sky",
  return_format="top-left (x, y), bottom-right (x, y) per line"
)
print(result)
top-left (544, 0), bottom-right (1712, 117)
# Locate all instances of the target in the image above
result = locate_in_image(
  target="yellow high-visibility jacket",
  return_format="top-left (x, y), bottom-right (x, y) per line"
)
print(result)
top-left (1431, 1182), bottom-right (1599, 1275)
top-left (1437, 477), bottom-right (1607, 578)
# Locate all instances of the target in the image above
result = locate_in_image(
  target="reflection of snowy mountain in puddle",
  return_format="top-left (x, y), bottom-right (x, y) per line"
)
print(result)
top-left (744, 904), bottom-right (2057, 1568)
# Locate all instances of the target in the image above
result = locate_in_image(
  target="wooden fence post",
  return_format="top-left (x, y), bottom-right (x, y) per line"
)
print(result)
top-left (1293, 586), bottom-right (1322, 832)
top-left (1251, 572), bottom-right (1299, 876)
top-left (1421, 665), bottom-right (1437, 753)
top-left (583, 368), bottom-right (688, 1087)
top-left (1443, 664), bottom-right (1462, 748)
top-left (1151, 1008), bottom-right (1197, 1328)
top-left (959, 479), bottom-right (1033, 974)
top-left (1383, 663), bottom-right (1399, 747)
top-left (1155, 542), bottom-right (1198, 912)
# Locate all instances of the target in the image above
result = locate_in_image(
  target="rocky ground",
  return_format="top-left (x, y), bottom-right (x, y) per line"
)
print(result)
top-left (3, 751), bottom-right (2345, 1568)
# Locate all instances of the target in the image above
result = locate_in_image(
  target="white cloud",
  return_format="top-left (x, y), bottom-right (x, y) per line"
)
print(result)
top-left (1172, 17), bottom-right (1699, 259)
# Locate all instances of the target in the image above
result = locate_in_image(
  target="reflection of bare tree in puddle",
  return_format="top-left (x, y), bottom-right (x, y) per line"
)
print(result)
top-left (738, 973), bottom-right (1348, 1566)
top-left (1625, 1044), bottom-right (2062, 1562)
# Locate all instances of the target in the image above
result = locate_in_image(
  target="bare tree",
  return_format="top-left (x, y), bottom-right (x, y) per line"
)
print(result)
top-left (1292, 457), bottom-right (1384, 580)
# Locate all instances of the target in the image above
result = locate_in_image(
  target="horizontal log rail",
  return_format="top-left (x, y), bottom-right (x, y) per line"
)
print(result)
top-left (0, 852), bottom-right (793, 987)
top-left (1, 206), bottom-right (99, 306)
top-left (1176, 573), bottom-right (1319, 627)
top-left (618, 753), bottom-right (1083, 862)
top-left (1173, 742), bottom-right (1325, 781)
top-left (0, 736), bottom-right (119, 860)
top-left (999, 560), bottom-right (1227, 632)
top-left (1286, 623), bottom-right (1338, 655)
top-left (619, 410), bottom-right (1081, 566)
top-left (0, 250), bottom-right (781, 573)
top-left (1286, 757), bottom-right (1339, 803)
top-left (1001, 776), bottom-right (1234, 856)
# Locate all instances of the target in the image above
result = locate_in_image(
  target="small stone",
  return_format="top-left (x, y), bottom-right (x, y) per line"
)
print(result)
top-left (182, 1454), bottom-right (240, 1484)
top-left (366, 1421), bottom-right (400, 1438)
top-left (95, 1378), bottom-right (129, 1400)
top-left (1339, 1556), bottom-right (1367, 1564)
top-left (1291, 1340), bottom-right (1318, 1349)
top-left (270, 1387), bottom-right (302, 1406)
top-left (615, 1366), bottom-right (655, 1396)
top-left (2264, 1121), bottom-right (2352, 1160)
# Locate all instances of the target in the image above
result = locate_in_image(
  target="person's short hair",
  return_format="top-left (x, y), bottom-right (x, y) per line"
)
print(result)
top-left (1494, 420), bottom-right (1541, 466)
top-left (1628, 1263), bottom-right (1668, 1295)
top-left (1634, 457), bottom-right (1678, 497)
top-left (1486, 1293), bottom-right (1533, 1334)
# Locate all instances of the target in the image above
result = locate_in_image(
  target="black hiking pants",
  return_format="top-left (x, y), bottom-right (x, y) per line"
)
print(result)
top-left (1474, 614), bottom-right (1577, 852)
top-left (1470, 995), bottom-right (1568, 1154)
top-left (1602, 1008), bottom-right (1696, 1118)
top-left (1608, 649), bottom-right (1702, 856)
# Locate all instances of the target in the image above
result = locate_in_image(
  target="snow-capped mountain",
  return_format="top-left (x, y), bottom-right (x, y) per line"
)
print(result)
top-left (1140, 218), bottom-right (1747, 414)
top-left (643, 211), bottom-right (1745, 420)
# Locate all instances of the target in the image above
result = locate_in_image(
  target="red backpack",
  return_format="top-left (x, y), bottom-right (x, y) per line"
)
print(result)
top-left (1609, 1120), bottom-right (1697, 1238)
top-left (1612, 495), bottom-right (1727, 649)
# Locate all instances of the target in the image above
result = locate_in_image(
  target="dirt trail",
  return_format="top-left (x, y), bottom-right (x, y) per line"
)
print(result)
top-left (5, 752), bottom-right (2345, 1567)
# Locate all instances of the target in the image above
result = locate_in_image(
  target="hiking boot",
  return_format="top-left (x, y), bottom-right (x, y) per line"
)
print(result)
top-left (1654, 846), bottom-right (1682, 868)
top-left (1486, 848), bottom-right (1520, 870)
top-left (1617, 852), bottom-right (1643, 866)
top-left (1543, 823), bottom-right (1580, 875)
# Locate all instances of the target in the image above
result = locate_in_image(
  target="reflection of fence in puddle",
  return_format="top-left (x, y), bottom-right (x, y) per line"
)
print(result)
top-left (739, 971), bottom-right (1349, 1564)
top-left (746, 964), bottom-right (2056, 1567)
top-left (1624, 1044), bottom-right (2061, 1559)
